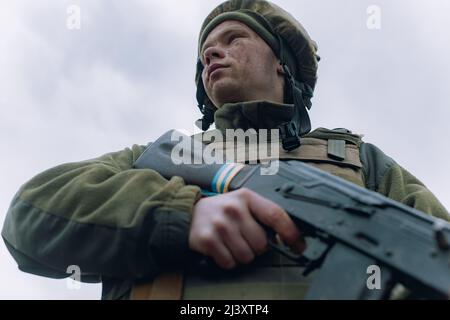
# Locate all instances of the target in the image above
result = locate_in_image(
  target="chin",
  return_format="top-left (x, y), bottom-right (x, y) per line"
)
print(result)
top-left (211, 80), bottom-right (246, 106)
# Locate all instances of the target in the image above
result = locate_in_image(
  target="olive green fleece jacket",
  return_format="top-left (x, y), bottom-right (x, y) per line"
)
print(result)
top-left (2, 145), bottom-right (202, 284)
top-left (2, 101), bottom-right (449, 299)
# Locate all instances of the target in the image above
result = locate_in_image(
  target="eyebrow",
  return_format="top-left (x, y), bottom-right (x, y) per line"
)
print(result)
top-left (201, 27), bottom-right (250, 55)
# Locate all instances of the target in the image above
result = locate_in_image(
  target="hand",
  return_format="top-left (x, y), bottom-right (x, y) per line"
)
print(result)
top-left (189, 188), bottom-right (305, 269)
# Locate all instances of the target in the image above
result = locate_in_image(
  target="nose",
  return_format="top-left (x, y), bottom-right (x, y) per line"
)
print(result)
top-left (203, 45), bottom-right (226, 66)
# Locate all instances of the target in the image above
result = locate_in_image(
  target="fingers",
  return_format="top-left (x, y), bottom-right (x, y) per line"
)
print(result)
top-left (220, 199), bottom-right (269, 257)
top-left (191, 219), bottom-right (257, 269)
top-left (190, 197), bottom-right (257, 269)
top-left (238, 214), bottom-right (269, 256)
top-left (240, 188), bottom-right (303, 247)
top-left (215, 217), bottom-right (256, 265)
top-left (191, 229), bottom-right (236, 269)
top-left (189, 188), bottom-right (305, 270)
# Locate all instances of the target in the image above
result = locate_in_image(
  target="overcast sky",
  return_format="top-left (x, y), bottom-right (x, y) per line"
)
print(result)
top-left (1, 0), bottom-right (449, 299)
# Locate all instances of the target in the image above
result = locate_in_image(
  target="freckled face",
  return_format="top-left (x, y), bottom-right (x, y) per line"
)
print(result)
top-left (201, 20), bottom-right (284, 108)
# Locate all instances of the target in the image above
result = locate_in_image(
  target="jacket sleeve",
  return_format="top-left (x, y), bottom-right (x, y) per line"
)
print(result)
top-left (1, 144), bottom-right (202, 282)
top-left (360, 142), bottom-right (450, 222)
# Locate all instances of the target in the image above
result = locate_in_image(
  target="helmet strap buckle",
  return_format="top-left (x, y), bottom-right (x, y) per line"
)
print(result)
top-left (278, 121), bottom-right (301, 152)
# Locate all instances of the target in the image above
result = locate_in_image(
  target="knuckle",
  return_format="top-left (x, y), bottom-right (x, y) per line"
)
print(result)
top-left (233, 246), bottom-right (254, 264)
top-left (211, 218), bottom-right (230, 235)
top-left (222, 203), bottom-right (244, 220)
top-left (237, 187), bottom-right (253, 198)
top-left (197, 232), bottom-right (216, 250)
top-left (255, 238), bottom-right (268, 255)
top-left (239, 251), bottom-right (255, 264)
top-left (211, 252), bottom-right (236, 270)
top-left (215, 256), bottom-right (236, 270)
top-left (265, 208), bottom-right (284, 226)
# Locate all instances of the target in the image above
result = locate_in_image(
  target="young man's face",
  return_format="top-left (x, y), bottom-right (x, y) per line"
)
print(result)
top-left (201, 20), bottom-right (284, 108)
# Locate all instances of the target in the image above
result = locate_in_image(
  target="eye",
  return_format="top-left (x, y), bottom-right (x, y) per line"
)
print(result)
top-left (228, 33), bottom-right (242, 44)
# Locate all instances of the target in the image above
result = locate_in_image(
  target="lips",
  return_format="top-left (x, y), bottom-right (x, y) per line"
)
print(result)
top-left (207, 63), bottom-right (228, 80)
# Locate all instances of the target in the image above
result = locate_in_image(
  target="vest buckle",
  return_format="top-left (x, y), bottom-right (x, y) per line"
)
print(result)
top-left (278, 122), bottom-right (301, 151)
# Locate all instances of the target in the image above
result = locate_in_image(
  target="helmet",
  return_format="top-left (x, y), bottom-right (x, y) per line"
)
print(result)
top-left (195, 0), bottom-right (320, 151)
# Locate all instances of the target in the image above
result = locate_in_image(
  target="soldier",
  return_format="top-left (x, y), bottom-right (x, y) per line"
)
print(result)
top-left (2, 0), bottom-right (449, 300)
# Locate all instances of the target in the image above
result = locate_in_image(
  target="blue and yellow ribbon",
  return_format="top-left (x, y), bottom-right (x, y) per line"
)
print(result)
top-left (211, 163), bottom-right (245, 194)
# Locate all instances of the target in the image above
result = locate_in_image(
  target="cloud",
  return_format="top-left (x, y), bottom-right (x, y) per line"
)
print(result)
top-left (0, 0), bottom-right (449, 299)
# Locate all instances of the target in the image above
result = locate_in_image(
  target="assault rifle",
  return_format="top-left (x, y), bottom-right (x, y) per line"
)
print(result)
top-left (134, 130), bottom-right (450, 299)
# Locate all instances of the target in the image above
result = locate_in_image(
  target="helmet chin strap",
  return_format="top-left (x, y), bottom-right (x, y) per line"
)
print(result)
top-left (277, 63), bottom-right (313, 151)
top-left (195, 59), bottom-right (215, 131)
top-left (196, 105), bottom-right (215, 131)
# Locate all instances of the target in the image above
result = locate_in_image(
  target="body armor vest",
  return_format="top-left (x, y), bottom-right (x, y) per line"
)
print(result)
top-left (131, 128), bottom-right (365, 300)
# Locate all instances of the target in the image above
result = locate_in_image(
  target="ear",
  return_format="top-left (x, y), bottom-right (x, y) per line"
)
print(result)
top-left (276, 61), bottom-right (285, 76)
